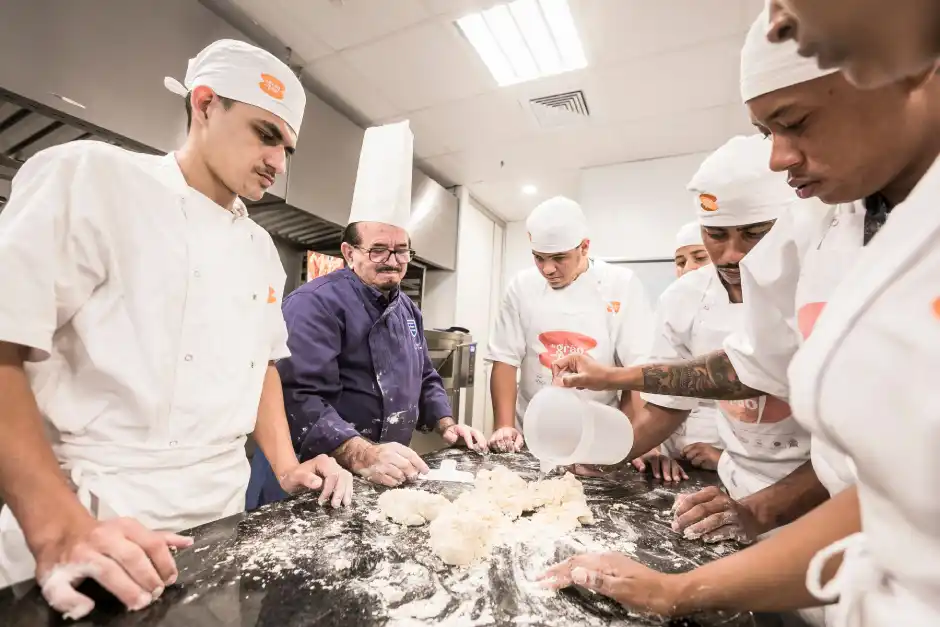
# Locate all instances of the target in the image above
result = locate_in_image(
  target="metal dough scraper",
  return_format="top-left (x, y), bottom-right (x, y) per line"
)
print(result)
top-left (417, 459), bottom-right (475, 483)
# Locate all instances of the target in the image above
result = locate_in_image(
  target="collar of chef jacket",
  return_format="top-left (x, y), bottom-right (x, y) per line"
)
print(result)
top-left (154, 152), bottom-right (249, 219)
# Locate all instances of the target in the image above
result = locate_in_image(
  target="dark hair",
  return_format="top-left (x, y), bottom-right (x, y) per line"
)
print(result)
top-left (185, 92), bottom-right (235, 131)
top-left (341, 222), bottom-right (360, 268)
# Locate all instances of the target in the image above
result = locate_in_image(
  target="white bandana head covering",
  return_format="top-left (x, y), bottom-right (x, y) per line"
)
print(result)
top-left (740, 10), bottom-right (839, 103)
top-left (347, 120), bottom-right (414, 230)
top-left (675, 221), bottom-right (704, 250)
top-left (526, 196), bottom-right (589, 254)
top-left (165, 39), bottom-right (306, 136)
top-left (689, 135), bottom-right (793, 227)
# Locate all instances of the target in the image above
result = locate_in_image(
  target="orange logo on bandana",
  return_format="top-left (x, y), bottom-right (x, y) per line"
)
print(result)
top-left (933, 297), bottom-right (940, 319)
top-left (538, 330), bottom-right (597, 369)
top-left (607, 301), bottom-right (621, 313)
top-left (259, 73), bottom-right (286, 100)
top-left (699, 193), bottom-right (718, 212)
top-left (267, 286), bottom-right (277, 304)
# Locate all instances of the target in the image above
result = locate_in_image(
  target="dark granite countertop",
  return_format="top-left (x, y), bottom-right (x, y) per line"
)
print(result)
top-left (0, 449), bottom-right (809, 627)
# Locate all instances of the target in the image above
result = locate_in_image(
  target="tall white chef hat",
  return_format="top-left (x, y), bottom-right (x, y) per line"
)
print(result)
top-left (690, 135), bottom-right (794, 226)
top-left (164, 39), bottom-right (306, 136)
top-left (347, 120), bottom-right (414, 230)
top-left (740, 10), bottom-right (839, 103)
top-left (526, 196), bottom-right (589, 254)
top-left (675, 221), bottom-right (704, 250)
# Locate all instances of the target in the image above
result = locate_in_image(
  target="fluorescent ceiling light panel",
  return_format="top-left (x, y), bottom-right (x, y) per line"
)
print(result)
top-left (457, 0), bottom-right (586, 86)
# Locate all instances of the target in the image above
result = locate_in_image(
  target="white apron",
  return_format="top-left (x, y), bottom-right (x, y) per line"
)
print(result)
top-left (692, 295), bottom-right (809, 501)
top-left (517, 268), bottom-right (618, 429)
top-left (791, 159), bottom-right (940, 626)
top-left (0, 152), bottom-right (282, 586)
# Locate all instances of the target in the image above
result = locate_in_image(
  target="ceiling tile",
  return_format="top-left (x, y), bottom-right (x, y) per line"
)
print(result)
top-left (574, 0), bottom-right (748, 69)
top-left (230, 0), bottom-right (334, 61)
top-left (469, 170), bottom-right (581, 221)
top-left (305, 54), bottom-right (402, 121)
top-left (340, 19), bottom-right (495, 112)
top-left (288, 0), bottom-right (431, 52)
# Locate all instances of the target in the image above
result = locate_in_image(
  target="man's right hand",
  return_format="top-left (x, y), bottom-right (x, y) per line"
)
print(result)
top-left (671, 486), bottom-right (762, 544)
top-left (551, 354), bottom-right (621, 391)
top-left (488, 427), bottom-right (524, 453)
top-left (347, 441), bottom-right (430, 487)
top-left (34, 515), bottom-right (193, 620)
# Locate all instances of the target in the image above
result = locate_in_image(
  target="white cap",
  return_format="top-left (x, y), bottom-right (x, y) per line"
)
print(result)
top-left (689, 135), bottom-right (793, 227)
top-left (165, 39), bottom-right (306, 135)
top-left (347, 121), bottom-right (415, 230)
top-left (675, 221), bottom-right (704, 250)
top-left (525, 196), bottom-right (589, 254)
top-left (740, 10), bottom-right (839, 102)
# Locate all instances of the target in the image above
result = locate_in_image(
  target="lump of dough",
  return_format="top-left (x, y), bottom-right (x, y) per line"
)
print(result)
top-left (473, 466), bottom-right (533, 518)
top-left (429, 492), bottom-right (507, 566)
top-left (377, 488), bottom-right (451, 526)
top-left (527, 472), bottom-right (585, 509)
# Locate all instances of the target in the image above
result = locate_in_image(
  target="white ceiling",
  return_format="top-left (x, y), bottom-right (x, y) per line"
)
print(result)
top-left (231, 0), bottom-right (764, 221)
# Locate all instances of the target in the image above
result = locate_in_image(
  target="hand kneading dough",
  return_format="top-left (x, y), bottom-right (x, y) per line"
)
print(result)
top-left (428, 467), bottom-right (594, 566)
top-left (378, 488), bottom-right (451, 526)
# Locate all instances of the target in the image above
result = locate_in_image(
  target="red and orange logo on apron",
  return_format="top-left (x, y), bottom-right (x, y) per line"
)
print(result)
top-left (267, 286), bottom-right (277, 304)
top-left (607, 301), bottom-right (621, 313)
top-left (537, 331), bottom-right (597, 369)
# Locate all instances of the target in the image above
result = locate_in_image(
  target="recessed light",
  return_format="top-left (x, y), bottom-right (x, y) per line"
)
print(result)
top-left (456, 0), bottom-right (587, 87)
top-left (522, 184), bottom-right (538, 195)
top-left (50, 93), bottom-right (87, 109)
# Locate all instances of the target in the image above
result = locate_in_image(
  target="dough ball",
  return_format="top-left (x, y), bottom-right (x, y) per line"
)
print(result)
top-left (377, 488), bottom-right (451, 526)
top-left (428, 494), bottom-right (506, 566)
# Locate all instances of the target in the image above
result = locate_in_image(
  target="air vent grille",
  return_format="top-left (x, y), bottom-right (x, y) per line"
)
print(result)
top-left (526, 90), bottom-right (589, 128)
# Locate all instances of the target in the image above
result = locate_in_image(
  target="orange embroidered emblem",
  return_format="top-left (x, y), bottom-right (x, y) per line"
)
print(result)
top-left (267, 286), bottom-right (277, 304)
top-left (932, 296), bottom-right (940, 319)
top-left (607, 301), bottom-right (621, 313)
top-left (259, 73), bottom-right (286, 100)
top-left (699, 193), bottom-right (718, 212)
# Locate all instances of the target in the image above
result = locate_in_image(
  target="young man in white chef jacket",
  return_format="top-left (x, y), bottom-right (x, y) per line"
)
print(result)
top-left (0, 40), bottom-right (352, 619)
top-left (638, 134), bottom-right (812, 520)
top-left (486, 196), bottom-right (654, 454)
top-left (672, 221), bottom-right (711, 277)
top-left (541, 13), bottom-right (940, 626)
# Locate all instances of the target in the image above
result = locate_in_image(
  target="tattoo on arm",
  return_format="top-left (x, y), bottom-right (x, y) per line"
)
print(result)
top-left (640, 350), bottom-right (761, 400)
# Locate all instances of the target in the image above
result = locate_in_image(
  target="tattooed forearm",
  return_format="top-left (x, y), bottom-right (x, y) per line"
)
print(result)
top-left (640, 350), bottom-right (761, 400)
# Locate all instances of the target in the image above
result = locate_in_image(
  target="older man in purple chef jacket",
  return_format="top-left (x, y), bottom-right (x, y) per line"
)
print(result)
top-left (247, 121), bottom-right (486, 508)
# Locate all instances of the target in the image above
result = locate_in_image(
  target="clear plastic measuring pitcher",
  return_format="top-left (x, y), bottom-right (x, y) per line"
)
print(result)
top-left (524, 387), bottom-right (634, 472)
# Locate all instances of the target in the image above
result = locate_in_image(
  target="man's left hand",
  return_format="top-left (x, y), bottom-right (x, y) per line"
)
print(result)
top-left (681, 443), bottom-right (723, 471)
top-left (439, 421), bottom-right (488, 452)
top-left (538, 552), bottom-right (681, 616)
top-left (278, 455), bottom-right (354, 508)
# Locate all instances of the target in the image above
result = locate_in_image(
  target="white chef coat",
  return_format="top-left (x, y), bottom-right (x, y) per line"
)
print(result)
top-left (791, 157), bottom-right (940, 626)
top-left (486, 260), bottom-right (653, 429)
top-left (640, 266), bottom-right (809, 500)
top-left (723, 198), bottom-right (859, 497)
top-left (0, 141), bottom-right (289, 585)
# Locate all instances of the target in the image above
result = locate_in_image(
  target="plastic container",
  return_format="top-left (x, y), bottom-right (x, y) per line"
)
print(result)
top-left (524, 387), bottom-right (634, 471)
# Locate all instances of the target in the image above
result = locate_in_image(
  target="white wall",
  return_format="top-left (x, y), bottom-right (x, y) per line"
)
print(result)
top-left (501, 152), bottom-right (709, 288)
top-left (579, 152), bottom-right (711, 260)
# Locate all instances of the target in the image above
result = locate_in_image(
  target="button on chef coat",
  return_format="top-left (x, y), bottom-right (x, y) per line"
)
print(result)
top-left (641, 266), bottom-right (809, 498)
top-left (722, 199), bottom-right (863, 497)
top-left (486, 260), bottom-right (653, 428)
top-left (789, 157), bottom-right (940, 625)
top-left (0, 141), bottom-right (289, 585)
top-left (277, 268), bottom-right (452, 461)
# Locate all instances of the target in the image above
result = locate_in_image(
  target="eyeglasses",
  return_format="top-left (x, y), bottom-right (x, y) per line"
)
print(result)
top-left (353, 246), bottom-right (416, 264)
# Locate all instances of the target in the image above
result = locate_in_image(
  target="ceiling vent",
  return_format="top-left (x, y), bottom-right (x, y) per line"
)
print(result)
top-left (525, 90), bottom-right (589, 129)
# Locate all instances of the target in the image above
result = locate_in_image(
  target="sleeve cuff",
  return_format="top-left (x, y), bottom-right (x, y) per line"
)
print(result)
top-left (640, 392), bottom-right (699, 412)
top-left (484, 353), bottom-right (521, 367)
top-left (418, 395), bottom-right (452, 432)
top-left (299, 411), bottom-right (360, 461)
top-left (0, 321), bottom-right (53, 362)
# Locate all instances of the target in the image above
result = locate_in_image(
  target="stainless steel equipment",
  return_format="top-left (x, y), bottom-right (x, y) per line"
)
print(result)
top-left (425, 328), bottom-right (476, 425)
